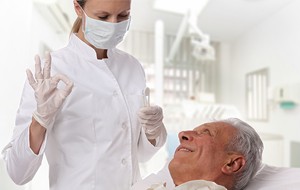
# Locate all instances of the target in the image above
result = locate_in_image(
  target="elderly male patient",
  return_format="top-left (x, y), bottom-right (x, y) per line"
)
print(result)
top-left (132, 118), bottom-right (264, 190)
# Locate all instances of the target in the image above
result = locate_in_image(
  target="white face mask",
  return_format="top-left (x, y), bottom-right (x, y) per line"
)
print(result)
top-left (82, 11), bottom-right (130, 49)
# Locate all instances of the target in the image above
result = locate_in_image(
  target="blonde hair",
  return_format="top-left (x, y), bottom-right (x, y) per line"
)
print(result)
top-left (70, 0), bottom-right (86, 35)
top-left (70, 17), bottom-right (82, 34)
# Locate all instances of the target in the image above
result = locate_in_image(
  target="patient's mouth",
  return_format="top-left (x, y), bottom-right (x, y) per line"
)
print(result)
top-left (177, 146), bottom-right (193, 152)
top-left (179, 148), bottom-right (191, 152)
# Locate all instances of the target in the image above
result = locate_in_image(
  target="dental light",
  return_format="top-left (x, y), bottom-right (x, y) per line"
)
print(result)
top-left (154, 0), bottom-right (215, 62)
top-left (189, 24), bottom-right (215, 61)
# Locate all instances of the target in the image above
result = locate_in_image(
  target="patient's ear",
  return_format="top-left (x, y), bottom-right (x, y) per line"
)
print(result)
top-left (222, 155), bottom-right (246, 175)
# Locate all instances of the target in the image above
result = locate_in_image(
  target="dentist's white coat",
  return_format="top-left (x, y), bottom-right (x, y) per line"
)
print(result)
top-left (2, 34), bottom-right (166, 190)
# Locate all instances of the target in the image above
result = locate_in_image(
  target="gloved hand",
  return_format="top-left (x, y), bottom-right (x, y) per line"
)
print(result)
top-left (138, 105), bottom-right (164, 140)
top-left (147, 183), bottom-right (167, 190)
top-left (26, 52), bottom-right (73, 129)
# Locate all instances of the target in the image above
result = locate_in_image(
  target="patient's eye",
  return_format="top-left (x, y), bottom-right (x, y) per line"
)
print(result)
top-left (196, 128), bottom-right (212, 136)
top-left (202, 129), bottom-right (214, 137)
top-left (202, 129), bottom-right (212, 136)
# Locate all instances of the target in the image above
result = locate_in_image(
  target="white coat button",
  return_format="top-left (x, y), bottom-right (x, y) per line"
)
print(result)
top-left (113, 90), bottom-right (118, 96)
top-left (121, 159), bottom-right (127, 165)
top-left (122, 122), bottom-right (127, 129)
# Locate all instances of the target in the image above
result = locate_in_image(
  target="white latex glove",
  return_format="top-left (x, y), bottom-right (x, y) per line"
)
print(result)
top-left (138, 105), bottom-right (164, 140)
top-left (26, 52), bottom-right (73, 129)
top-left (147, 183), bottom-right (167, 190)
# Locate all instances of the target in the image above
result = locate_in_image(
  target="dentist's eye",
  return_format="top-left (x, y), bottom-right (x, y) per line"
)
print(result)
top-left (98, 15), bottom-right (108, 20)
top-left (118, 14), bottom-right (129, 18)
top-left (118, 14), bottom-right (129, 21)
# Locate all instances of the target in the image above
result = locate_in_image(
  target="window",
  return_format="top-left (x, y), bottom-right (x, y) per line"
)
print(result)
top-left (246, 68), bottom-right (269, 121)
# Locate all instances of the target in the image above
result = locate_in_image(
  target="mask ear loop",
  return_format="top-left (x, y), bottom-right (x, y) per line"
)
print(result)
top-left (126, 16), bottom-right (131, 31)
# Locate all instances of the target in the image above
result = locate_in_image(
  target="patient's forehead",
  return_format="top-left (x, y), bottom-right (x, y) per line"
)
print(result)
top-left (195, 121), bottom-right (230, 129)
top-left (194, 121), bottom-right (237, 136)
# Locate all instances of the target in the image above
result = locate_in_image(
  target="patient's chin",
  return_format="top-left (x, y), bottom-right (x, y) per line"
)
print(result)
top-left (168, 159), bottom-right (178, 172)
top-left (168, 158), bottom-right (187, 175)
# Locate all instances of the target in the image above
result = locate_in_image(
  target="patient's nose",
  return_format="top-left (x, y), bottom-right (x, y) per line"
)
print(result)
top-left (178, 131), bottom-right (194, 142)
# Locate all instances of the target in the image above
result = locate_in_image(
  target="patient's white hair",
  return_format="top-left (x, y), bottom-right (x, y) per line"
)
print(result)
top-left (220, 118), bottom-right (264, 190)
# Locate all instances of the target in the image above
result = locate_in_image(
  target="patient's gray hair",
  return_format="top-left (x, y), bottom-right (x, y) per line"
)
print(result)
top-left (220, 118), bottom-right (263, 190)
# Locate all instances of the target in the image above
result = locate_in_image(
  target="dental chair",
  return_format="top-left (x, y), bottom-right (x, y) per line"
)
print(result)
top-left (131, 163), bottom-right (300, 189)
top-left (244, 163), bottom-right (300, 190)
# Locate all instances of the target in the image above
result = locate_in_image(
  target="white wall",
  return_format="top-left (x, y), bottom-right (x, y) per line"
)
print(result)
top-left (0, 1), bottom-right (31, 152)
top-left (0, 1), bottom-right (32, 189)
top-left (0, 1), bottom-right (70, 189)
top-left (219, 0), bottom-right (300, 167)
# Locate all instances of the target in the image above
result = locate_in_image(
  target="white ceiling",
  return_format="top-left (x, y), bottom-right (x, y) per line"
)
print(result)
top-left (61, 0), bottom-right (296, 42)
top-left (130, 0), bottom-right (295, 42)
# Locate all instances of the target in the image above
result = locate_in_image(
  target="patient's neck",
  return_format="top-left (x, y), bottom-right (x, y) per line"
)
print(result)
top-left (215, 175), bottom-right (233, 190)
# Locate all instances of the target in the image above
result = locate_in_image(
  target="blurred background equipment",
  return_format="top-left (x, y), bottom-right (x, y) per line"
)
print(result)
top-left (153, 0), bottom-right (215, 62)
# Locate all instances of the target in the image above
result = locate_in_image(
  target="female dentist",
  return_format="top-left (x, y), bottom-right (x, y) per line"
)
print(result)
top-left (1, 0), bottom-right (167, 189)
